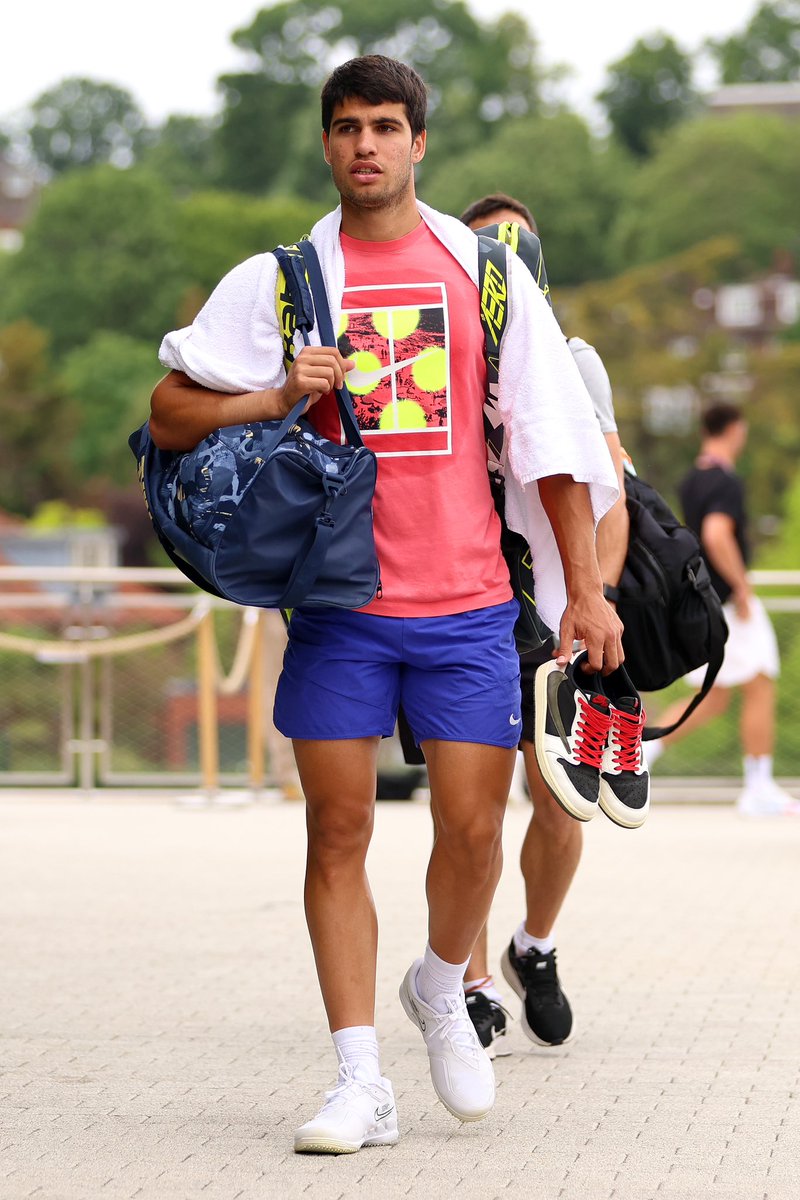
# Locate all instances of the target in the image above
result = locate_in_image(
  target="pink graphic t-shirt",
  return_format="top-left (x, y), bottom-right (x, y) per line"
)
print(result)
top-left (310, 221), bottom-right (511, 617)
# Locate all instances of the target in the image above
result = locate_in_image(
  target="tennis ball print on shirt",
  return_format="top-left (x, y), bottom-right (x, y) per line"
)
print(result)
top-left (338, 282), bottom-right (451, 457)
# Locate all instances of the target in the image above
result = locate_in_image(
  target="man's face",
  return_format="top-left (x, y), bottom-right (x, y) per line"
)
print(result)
top-left (322, 99), bottom-right (426, 212)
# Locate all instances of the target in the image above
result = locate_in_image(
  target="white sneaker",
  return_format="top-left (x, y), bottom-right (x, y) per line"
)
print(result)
top-left (293, 1065), bottom-right (399, 1154)
top-left (399, 960), bottom-right (495, 1122)
top-left (737, 780), bottom-right (800, 818)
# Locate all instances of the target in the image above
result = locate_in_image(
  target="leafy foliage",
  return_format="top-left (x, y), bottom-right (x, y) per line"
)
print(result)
top-left (23, 78), bottom-right (147, 174)
top-left (597, 33), bottom-right (698, 158)
top-left (175, 191), bottom-right (327, 295)
top-left (0, 321), bottom-right (77, 513)
top-left (1, 166), bottom-right (188, 353)
top-left (422, 111), bottom-right (631, 284)
top-left (708, 0), bottom-right (800, 83)
top-left (613, 114), bottom-right (800, 270)
top-left (215, 0), bottom-right (543, 195)
top-left (58, 331), bottom-right (162, 482)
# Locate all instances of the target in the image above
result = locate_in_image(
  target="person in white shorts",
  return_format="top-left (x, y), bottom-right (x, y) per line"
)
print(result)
top-left (647, 403), bottom-right (797, 817)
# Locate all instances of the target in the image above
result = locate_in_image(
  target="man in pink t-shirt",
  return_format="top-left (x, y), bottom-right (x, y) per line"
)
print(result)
top-left (150, 56), bottom-right (622, 1152)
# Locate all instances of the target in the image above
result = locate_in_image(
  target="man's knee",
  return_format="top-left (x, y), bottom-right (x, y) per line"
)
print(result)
top-left (307, 800), bottom-right (374, 866)
top-left (529, 785), bottom-right (580, 844)
top-left (436, 808), bottom-right (504, 873)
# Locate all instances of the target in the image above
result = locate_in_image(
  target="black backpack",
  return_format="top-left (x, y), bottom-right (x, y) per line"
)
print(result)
top-left (603, 470), bottom-right (728, 740)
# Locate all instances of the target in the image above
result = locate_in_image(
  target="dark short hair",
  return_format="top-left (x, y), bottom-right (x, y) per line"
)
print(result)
top-left (321, 56), bottom-right (427, 137)
top-left (701, 402), bottom-right (745, 438)
top-left (459, 192), bottom-right (537, 233)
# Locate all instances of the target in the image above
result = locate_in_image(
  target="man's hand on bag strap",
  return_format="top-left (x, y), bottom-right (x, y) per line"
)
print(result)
top-left (280, 347), bottom-right (355, 416)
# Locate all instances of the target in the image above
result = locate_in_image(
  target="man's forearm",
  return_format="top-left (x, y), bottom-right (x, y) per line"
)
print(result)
top-left (537, 474), bottom-right (604, 597)
top-left (149, 371), bottom-right (287, 452)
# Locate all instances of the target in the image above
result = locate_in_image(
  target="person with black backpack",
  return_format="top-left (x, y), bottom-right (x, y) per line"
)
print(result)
top-left (455, 194), bottom-right (643, 1058)
top-left (646, 403), bottom-right (798, 818)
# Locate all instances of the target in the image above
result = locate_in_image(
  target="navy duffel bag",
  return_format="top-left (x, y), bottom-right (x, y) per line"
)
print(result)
top-left (129, 240), bottom-right (380, 610)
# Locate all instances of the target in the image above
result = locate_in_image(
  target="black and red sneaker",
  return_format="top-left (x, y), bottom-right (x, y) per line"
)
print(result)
top-left (599, 664), bottom-right (650, 828)
top-left (533, 652), bottom-right (612, 821)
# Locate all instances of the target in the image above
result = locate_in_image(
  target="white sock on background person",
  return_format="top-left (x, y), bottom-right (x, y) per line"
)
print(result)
top-left (416, 944), bottom-right (470, 1012)
top-left (463, 975), bottom-right (504, 1004)
top-left (331, 1025), bottom-right (382, 1083)
top-left (744, 754), bottom-right (773, 789)
top-left (513, 921), bottom-right (555, 957)
top-left (645, 738), bottom-right (664, 765)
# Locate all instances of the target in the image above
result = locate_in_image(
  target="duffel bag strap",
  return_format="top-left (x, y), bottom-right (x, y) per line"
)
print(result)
top-left (642, 572), bottom-right (728, 741)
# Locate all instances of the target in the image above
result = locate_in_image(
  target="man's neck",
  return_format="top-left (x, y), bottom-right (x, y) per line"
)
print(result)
top-left (339, 195), bottom-right (422, 242)
top-left (699, 438), bottom-right (737, 468)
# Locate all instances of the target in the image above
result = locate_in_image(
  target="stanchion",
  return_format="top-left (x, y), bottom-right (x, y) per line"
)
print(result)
top-left (197, 608), bottom-right (219, 802)
top-left (247, 609), bottom-right (265, 799)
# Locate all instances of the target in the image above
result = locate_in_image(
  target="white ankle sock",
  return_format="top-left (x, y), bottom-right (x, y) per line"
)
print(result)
top-left (331, 1025), bottom-right (381, 1083)
top-left (744, 754), bottom-right (773, 789)
top-left (513, 921), bottom-right (555, 957)
top-left (645, 738), bottom-right (664, 765)
top-left (416, 944), bottom-right (470, 1013)
top-left (464, 975), bottom-right (504, 1005)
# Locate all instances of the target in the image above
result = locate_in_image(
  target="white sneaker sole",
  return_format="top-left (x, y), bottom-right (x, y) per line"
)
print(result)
top-left (294, 1127), bottom-right (399, 1154)
top-left (500, 946), bottom-right (575, 1048)
top-left (534, 660), bottom-right (598, 823)
top-left (598, 782), bottom-right (649, 829)
top-left (398, 974), bottom-right (495, 1122)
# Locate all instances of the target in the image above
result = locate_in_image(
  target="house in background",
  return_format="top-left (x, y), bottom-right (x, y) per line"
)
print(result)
top-left (0, 153), bottom-right (38, 251)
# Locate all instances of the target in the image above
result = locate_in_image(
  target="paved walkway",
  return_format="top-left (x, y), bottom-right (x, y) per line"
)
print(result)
top-left (2, 793), bottom-right (799, 1200)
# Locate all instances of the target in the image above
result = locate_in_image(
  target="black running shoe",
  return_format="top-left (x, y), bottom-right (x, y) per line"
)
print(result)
top-left (533, 651), bottom-right (612, 822)
top-left (465, 991), bottom-right (511, 1059)
top-left (500, 940), bottom-right (573, 1046)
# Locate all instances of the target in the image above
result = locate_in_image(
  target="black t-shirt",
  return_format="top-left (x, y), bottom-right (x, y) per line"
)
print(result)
top-left (679, 463), bottom-right (749, 604)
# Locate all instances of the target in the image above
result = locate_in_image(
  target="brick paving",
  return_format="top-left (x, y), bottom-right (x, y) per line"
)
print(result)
top-left (1, 792), bottom-right (799, 1199)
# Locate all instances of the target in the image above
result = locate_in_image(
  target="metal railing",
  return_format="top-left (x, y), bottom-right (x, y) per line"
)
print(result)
top-left (1, 566), bottom-right (799, 796)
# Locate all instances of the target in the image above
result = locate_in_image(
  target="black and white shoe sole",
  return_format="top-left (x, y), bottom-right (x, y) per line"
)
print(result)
top-left (533, 659), bottom-right (598, 823)
top-left (500, 946), bottom-right (575, 1048)
top-left (598, 781), bottom-right (650, 829)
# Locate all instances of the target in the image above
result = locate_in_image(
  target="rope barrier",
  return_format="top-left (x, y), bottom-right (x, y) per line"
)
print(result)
top-left (0, 600), bottom-right (212, 661)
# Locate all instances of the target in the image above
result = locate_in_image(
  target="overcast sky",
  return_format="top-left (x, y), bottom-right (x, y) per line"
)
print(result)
top-left (3, 0), bottom-right (759, 125)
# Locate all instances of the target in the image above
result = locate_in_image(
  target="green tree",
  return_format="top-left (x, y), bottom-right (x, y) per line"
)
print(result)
top-left (708, 0), bottom-right (800, 83)
top-left (1, 166), bottom-right (187, 353)
top-left (0, 321), bottom-right (78, 513)
top-left (613, 113), bottom-right (800, 270)
top-left (215, 0), bottom-right (543, 196)
top-left (597, 33), bottom-right (698, 157)
top-left (422, 111), bottom-right (631, 284)
top-left (175, 191), bottom-right (327, 295)
top-left (140, 114), bottom-right (220, 193)
top-left (23, 78), bottom-right (147, 174)
top-left (58, 332), bottom-right (161, 482)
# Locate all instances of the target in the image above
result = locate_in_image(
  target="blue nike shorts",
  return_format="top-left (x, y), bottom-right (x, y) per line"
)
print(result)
top-left (274, 599), bottom-right (522, 748)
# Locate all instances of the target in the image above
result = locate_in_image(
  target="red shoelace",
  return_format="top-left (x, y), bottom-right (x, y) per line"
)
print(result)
top-left (611, 705), bottom-right (646, 771)
top-left (574, 695), bottom-right (612, 769)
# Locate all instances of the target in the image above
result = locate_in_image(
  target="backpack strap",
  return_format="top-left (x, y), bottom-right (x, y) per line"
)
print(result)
top-left (272, 240), bottom-right (364, 449)
top-left (477, 234), bottom-right (510, 477)
top-left (639, 571), bottom-right (729, 741)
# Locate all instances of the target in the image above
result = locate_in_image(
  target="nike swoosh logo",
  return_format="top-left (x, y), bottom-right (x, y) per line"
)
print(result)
top-left (546, 669), bottom-right (573, 754)
top-left (347, 348), bottom-right (438, 389)
top-left (375, 1103), bottom-right (394, 1121)
top-left (509, 714), bottom-right (521, 726)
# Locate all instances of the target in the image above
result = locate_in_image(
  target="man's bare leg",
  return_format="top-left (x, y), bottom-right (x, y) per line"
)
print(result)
top-left (740, 672), bottom-right (775, 756)
top-left (424, 740), bottom-right (515, 962)
top-left (518, 741), bottom-right (582, 936)
top-left (293, 736), bottom-right (381, 1031)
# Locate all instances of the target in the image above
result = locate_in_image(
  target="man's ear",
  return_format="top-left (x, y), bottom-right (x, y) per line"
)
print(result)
top-left (411, 130), bottom-right (427, 165)
top-left (322, 130), bottom-right (331, 165)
